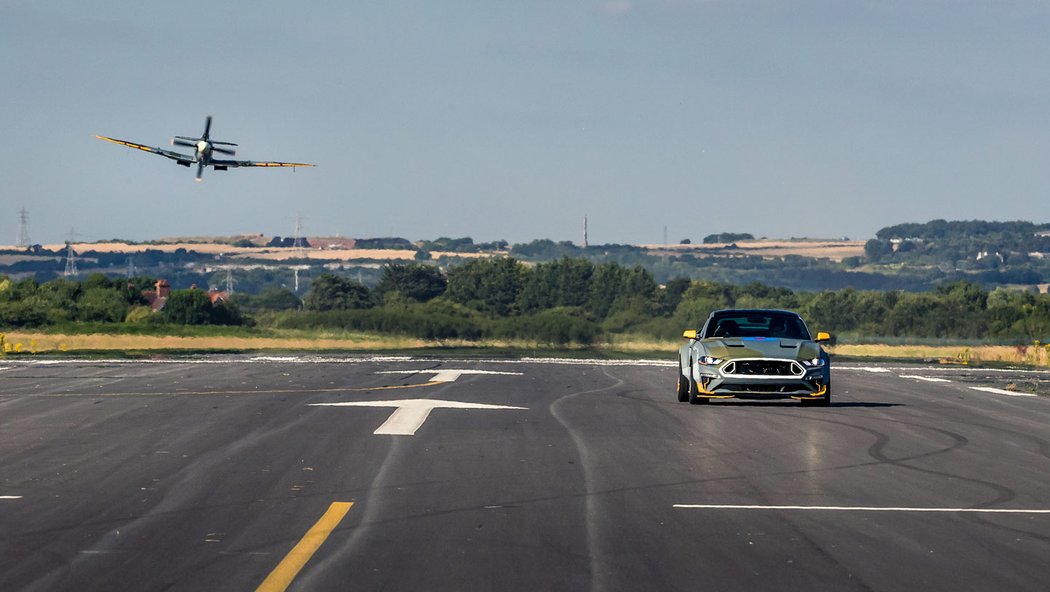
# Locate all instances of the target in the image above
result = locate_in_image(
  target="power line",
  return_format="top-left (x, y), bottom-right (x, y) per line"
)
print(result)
top-left (17, 208), bottom-right (30, 248)
top-left (293, 212), bottom-right (306, 251)
top-left (63, 228), bottom-right (78, 277)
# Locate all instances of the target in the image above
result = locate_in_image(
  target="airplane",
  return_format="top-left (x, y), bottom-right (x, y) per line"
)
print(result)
top-left (96, 116), bottom-right (315, 181)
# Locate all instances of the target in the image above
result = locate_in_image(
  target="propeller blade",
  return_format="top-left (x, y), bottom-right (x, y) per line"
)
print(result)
top-left (213, 146), bottom-right (236, 156)
top-left (202, 116), bottom-right (212, 140)
top-left (195, 162), bottom-right (205, 182)
top-left (211, 141), bottom-right (238, 146)
top-left (172, 139), bottom-right (197, 148)
top-left (174, 135), bottom-right (201, 141)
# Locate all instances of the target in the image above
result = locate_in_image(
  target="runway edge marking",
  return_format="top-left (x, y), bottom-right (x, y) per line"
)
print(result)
top-left (969, 386), bottom-right (1038, 397)
top-left (673, 504), bottom-right (1050, 514)
top-left (899, 375), bottom-right (951, 383)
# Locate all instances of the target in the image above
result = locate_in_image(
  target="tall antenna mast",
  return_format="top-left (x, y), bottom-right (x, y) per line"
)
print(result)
top-left (126, 256), bottom-right (136, 278)
top-left (17, 208), bottom-right (30, 248)
top-left (225, 268), bottom-right (234, 293)
top-left (63, 228), bottom-right (78, 277)
top-left (583, 216), bottom-right (589, 248)
top-left (662, 225), bottom-right (669, 265)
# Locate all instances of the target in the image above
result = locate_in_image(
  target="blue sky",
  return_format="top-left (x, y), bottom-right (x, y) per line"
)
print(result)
top-left (2, 1), bottom-right (1049, 245)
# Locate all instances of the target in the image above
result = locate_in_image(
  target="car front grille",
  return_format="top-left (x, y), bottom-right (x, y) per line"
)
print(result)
top-left (722, 359), bottom-right (804, 377)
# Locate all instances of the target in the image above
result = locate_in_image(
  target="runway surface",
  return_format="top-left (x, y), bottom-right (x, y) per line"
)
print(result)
top-left (2, 355), bottom-right (1050, 591)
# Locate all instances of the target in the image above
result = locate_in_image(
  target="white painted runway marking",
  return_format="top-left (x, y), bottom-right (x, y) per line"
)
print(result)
top-left (857, 367), bottom-right (892, 373)
top-left (970, 386), bottom-right (1037, 397)
top-left (673, 504), bottom-right (1050, 514)
top-left (899, 375), bottom-right (951, 383)
top-left (375, 369), bottom-right (523, 383)
top-left (836, 365), bottom-right (1050, 376)
top-left (310, 399), bottom-right (528, 435)
top-left (1, 496), bottom-right (22, 500)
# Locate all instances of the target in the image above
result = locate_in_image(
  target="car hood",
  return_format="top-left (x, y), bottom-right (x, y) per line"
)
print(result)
top-left (701, 337), bottom-right (821, 361)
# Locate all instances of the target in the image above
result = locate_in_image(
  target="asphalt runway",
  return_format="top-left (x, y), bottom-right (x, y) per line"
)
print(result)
top-left (2, 355), bottom-right (1050, 591)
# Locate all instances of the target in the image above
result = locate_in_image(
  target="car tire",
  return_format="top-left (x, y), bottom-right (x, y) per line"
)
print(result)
top-left (677, 360), bottom-right (690, 402)
top-left (688, 373), bottom-right (709, 405)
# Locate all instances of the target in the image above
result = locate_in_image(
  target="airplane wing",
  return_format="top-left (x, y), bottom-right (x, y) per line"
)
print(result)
top-left (210, 159), bottom-right (315, 168)
top-left (95, 135), bottom-right (193, 162)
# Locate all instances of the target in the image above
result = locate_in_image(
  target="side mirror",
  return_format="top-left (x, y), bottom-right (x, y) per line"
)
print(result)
top-left (816, 332), bottom-right (831, 342)
top-left (682, 330), bottom-right (698, 340)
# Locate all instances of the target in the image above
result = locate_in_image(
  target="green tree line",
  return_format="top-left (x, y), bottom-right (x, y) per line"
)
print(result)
top-left (5, 261), bottom-right (1050, 345)
top-left (279, 260), bottom-right (1050, 344)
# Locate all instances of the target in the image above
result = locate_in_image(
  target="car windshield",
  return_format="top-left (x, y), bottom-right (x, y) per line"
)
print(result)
top-left (703, 313), bottom-right (811, 340)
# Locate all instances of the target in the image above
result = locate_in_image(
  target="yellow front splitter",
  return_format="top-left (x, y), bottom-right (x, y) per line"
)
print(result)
top-left (791, 384), bottom-right (828, 400)
top-left (698, 383), bottom-right (826, 400)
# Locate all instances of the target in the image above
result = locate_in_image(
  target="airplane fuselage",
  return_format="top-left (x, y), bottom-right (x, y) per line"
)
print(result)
top-left (195, 141), bottom-right (211, 163)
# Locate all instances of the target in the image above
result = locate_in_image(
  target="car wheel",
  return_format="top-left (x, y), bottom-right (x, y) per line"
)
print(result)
top-left (688, 373), bottom-right (709, 405)
top-left (677, 360), bottom-right (690, 402)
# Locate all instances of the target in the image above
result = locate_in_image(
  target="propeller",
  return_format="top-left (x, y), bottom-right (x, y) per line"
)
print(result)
top-left (171, 116), bottom-right (239, 154)
top-left (195, 162), bottom-right (205, 182)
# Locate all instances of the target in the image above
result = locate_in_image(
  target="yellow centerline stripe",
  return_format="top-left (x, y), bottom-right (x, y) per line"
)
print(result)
top-left (256, 501), bottom-right (354, 592)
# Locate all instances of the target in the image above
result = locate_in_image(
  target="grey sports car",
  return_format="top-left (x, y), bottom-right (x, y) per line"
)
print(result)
top-left (677, 309), bottom-right (832, 406)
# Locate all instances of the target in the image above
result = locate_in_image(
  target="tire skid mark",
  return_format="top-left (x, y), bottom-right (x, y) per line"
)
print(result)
top-left (559, 367), bottom-right (878, 590)
top-left (888, 415), bottom-right (1050, 544)
top-left (792, 407), bottom-right (1050, 544)
top-left (785, 413), bottom-right (1013, 501)
top-left (935, 417), bottom-right (1050, 462)
top-left (549, 366), bottom-right (627, 592)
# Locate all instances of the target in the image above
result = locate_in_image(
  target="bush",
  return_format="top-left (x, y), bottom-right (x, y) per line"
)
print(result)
top-left (499, 307), bottom-right (598, 345)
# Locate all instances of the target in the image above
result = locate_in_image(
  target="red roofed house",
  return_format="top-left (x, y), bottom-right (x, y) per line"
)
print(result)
top-left (141, 279), bottom-right (170, 312)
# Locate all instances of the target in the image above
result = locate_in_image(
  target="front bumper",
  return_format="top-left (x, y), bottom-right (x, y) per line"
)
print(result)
top-left (693, 360), bottom-right (829, 400)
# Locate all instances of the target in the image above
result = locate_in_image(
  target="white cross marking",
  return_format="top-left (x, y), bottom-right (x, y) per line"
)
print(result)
top-left (310, 399), bottom-right (528, 435)
top-left (375, 369), bottom-right (523, 383)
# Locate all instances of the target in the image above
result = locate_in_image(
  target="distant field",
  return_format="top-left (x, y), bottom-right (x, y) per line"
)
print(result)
top-left (20, 242), bottom-right (487, 262)
top-left (3, 237), bottom-right (865, 263)
top-left (0, 331), bottom-right (427, 353)
top-left (830, 343), bottom-right (1050, 367)
top-left (642, 239), bottom-right (866, 261)
top-left (232, 248), bottom-right (489, 262)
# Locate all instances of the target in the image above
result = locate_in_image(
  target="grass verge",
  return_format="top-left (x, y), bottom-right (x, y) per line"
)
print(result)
top-left (3, 330), bottom-right (1050, 368)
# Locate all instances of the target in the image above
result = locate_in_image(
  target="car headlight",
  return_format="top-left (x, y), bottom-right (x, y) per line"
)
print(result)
top-left (801, 358), bottom-right (825, 368)
top-left (697, 356), bottom-right (723, 366)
